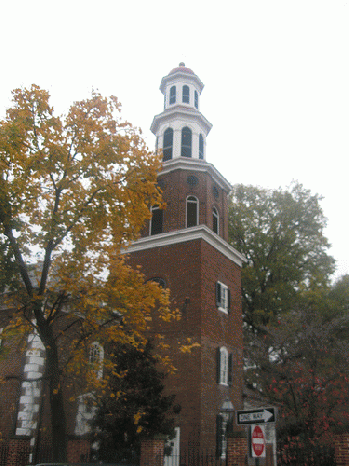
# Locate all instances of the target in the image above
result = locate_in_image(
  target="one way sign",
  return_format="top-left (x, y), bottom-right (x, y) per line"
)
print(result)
top-left (236, 408), bottom-right (276, 425)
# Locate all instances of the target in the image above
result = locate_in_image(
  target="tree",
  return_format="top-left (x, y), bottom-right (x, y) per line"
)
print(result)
top-left (93, 340), bottom-right (176, 463)
top-left (245, 308), bottom-right (349, 465)
top-left (0, 85), bottom-right (175, 461)
top-left (228, 182), bottom-right (335, 331)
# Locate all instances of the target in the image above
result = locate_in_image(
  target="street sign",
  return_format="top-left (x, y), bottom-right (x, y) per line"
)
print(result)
top-left (236, 407), bottom-right (276, 425)
top-left (251, 424), bottom-right (266, 458)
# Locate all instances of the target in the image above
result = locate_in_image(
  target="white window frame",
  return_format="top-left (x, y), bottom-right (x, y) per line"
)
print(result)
top-left (213, 207), bottom-right (219, 235)
top-left (186, 195), bottom-right (199, 228)
top-left (219, 347), bottom-right (229, 386)
top-left (216, 281), bottom-right (229, 314)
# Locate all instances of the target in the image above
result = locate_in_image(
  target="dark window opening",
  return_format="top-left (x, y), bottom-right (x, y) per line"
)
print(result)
top-left (182, 85), bottom-right (189, 103)
top-left (151, 206), bottom-right (163, 235)
top-left (213, 207), bottom-right (219, 234)
top-left (194, 90), bottom-right (199, 109)
top-left (181, 127), bottom-right (192, 158)
top-left (187, 196), bottom-right (198, 228)
top-left (163, 128), bottom-right (173, 162)
top-left (199, 134), bottom-right (204, 159)
top-left (170, 86), bottom-right (176, 105)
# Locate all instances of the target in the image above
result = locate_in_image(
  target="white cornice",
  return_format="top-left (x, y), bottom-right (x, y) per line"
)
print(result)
top-left (122, 225), bottom-right (246, 267)
top-left (150, 107), bottom-right (212, 135)
top-left (158, 158), bottom-right (233, 193)
top-left (160, 71), bottom-right (204, 93)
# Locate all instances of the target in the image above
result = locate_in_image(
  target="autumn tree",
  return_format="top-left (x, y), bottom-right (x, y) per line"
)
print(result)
top-left (228, 182), bottom-right (335, 331)
top-left (92, 340), bottom-right (176, 463)
top-left (0, 85), bottom-right (175, 461)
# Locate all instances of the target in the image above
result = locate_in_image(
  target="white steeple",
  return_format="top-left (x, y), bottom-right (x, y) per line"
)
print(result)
top-left (150, 63), bottom-right (212, 162)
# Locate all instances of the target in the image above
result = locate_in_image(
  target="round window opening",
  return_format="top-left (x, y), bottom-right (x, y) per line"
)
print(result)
top-left (187, 175), bottom-right (199, 187)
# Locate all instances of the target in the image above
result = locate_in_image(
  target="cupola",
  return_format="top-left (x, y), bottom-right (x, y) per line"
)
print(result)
top-left (151, 63), bottom-right (212, 162)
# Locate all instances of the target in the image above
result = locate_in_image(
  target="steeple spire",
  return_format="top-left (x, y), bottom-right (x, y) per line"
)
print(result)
top-left (150, 64), bottom-right (212, 162)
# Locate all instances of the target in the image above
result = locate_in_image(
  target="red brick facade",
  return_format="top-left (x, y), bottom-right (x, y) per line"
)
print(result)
top-left (126, 158), bottom-right (244, 454)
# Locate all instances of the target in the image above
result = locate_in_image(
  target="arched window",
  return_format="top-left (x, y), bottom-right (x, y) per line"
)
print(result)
top-left (181, 127), bottom-right (192, 158)
top-left (150, 205), bottom-right (163, 235)
top-left (182, 85), bottom-right (189, 103)
top-left (213, 207), bottom-right (219, 234)
top-left (199, 134), bottom-right (204, 160)
top-left (163, 128), bottom-right (173, 161)
top-left (89, 342), bottom-right (104, 379)
top-left (170, 86), bottom-right (176, 105)
top-left (186, 196), bottom-right (198, 228)
top-left (194, 90), bottom-right (199, 109)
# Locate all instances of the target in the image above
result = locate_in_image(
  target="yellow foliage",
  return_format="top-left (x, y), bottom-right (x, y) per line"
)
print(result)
top-left (0, 85), bottom-right (179, 402)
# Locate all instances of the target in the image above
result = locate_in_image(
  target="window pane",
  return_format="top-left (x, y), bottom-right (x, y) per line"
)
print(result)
top-left (170, 86), bottom-right (176, 104)
top-left (194, 90), bottom-right (199, 109)
top-left (187, 198), bottom-right (198, 228)
top-left (163, 128), bottom-right (173, 161)
top-left (199, 134), bottom-right (204, 159)
top-left (151, 207), bottom-right (163, 235)
top-left (182, 85), bottom-right (189, 103)
top-left (181, 127), bottom-right (192, 158)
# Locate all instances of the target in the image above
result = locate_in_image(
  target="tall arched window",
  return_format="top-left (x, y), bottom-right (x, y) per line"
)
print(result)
top-left (199, 134), bottom-right (204, 160)
top-left (150, 205), bottom-right (163, 235)
top-left (182, 85), bottom-right (189, 103)
top-left (186, 196), bottom-right (198, 228)
top-left (163, 128), bottom-right (173, 161)
top-left (170, 86), bottom-right (176, 104)
top-left (213, 207), bottom-right (219, 234)
top-left (194, 90), bottom-right (199, 109)
top-left (181, 127), bottom-right (192, 158)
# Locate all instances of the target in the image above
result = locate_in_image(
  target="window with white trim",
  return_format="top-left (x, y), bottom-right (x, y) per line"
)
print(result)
top-left (182, 85), bottom-right (190, 103)
top-left (170, 86), bottom-right (176, 104)
top-left (89, 342), bottom-right (104, 380)
top-left (213, 207), bottom-right (219, 234)
top-left (150, 205), bottom-right (163, 235)
top-left (186, 196), bottom-right (198, 228)
top-left (163, 127), bottom-right (173, 162)
top-left (215, 281), bottom-right (230, 313)
top-left (218, 347), bottom-right (229, 385)
top-left (194, 90), bottom-right (199, 109)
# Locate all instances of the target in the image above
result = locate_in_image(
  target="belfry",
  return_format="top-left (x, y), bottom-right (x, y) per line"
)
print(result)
top-left (126, 63), bottom-right (244, 458)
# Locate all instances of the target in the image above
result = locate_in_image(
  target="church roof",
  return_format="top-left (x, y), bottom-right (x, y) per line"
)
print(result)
top-left (169, 62), bottom-right (195, 75)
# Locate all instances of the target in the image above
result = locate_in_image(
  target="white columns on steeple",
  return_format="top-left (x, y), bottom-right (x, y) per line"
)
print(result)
top-left (151, 63), bottom-right (212, 163)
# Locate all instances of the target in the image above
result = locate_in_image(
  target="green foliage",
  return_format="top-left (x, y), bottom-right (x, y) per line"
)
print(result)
top-left (246, 308), bottom-right (349, 465)
top-left (93, 340), bottom-right (176, 462)
top-left (229, 182), bottom-right (335, 330)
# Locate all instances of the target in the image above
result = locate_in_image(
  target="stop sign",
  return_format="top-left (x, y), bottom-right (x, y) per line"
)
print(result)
top-left (251, 424), bottom-right (266, 458)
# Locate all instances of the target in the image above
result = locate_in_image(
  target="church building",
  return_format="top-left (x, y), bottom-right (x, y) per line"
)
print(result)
top-left (125, 63), bottom-right (245, 457)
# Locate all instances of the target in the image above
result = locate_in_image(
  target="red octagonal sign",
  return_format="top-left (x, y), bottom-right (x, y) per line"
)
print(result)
top-left (251, 424), bottom-right (265, 457)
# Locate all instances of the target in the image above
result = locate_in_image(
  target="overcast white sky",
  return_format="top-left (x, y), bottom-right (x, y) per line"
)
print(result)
top-left (1, 0), bottom-right (348, 281)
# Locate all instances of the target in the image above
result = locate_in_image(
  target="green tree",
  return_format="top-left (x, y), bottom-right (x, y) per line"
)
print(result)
top-left (93, 340), bottom-right (176, 463)
top-left (245, 308), bottom-right (349, 465)
top-left (0, 85), bottom-right (175, 461)
top-left (228, 182), bottom-right (335, 330)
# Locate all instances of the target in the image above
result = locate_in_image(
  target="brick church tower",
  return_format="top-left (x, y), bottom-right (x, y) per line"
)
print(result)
top-left (125, 64), bottom-right (244, 458)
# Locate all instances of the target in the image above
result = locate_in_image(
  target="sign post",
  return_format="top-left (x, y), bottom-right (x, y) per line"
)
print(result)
top-left (251, 424), bottom-right (266, 465)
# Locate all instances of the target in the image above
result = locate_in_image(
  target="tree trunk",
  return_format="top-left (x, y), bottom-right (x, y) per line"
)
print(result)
top-left (40, 320), bottom-right (68, 462)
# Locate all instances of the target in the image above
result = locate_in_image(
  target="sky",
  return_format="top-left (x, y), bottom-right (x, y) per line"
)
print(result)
top-left (1, 0), bottom-right (348, 281)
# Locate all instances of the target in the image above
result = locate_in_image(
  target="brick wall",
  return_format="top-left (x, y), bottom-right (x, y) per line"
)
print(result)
top-left (6, 437), bottom-right (30, 466)
top-left (335, 434), bottom-right (349, 466)
top-left (140, 438), bottom-right (164, 466)
top-left (126, 235), bottom-right (243, 453)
